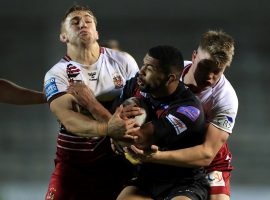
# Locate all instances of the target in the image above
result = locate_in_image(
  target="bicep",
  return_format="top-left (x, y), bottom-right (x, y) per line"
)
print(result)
top-left (204, 123), bottom-right (229, 153)
top-left (50, 93), bottom-right (77, 121)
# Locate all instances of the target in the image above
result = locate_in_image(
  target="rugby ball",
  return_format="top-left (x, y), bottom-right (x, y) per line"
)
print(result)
top-left (122, 96), bottom-right (148, 126)
top-left (114, 97), bottom-right (148, 164)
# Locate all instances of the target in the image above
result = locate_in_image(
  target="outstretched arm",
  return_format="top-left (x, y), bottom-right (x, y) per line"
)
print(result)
top-left (0, 79), bottom-right (46, 105)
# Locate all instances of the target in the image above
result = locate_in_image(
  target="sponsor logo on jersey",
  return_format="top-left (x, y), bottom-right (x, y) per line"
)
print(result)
top-left (66, 64), bottom-right (81, 80)
top-left (226, 116), bottom-right (233, 123)
top-left (45, 78), bottom-right (58, 99)
top-left (88, 70), bottom-right (98, 81)
top-left (176, 106), bottom-right (200, 121)
top-left (216, 115), bottom-right (233, 130)
top-left (166, 114), bottom-right (187, 135)
top-left (112, 73), bottom-right (124, 89)
top-left (206, 171), bottom-right (225, 187)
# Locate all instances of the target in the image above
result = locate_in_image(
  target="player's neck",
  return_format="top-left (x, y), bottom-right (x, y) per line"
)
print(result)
top-left (151, 81), bottom-right (178, 99)
top-left (184, 65), bottom-right (197, 86)
top-left (67, 43), bottom-right (100, 65)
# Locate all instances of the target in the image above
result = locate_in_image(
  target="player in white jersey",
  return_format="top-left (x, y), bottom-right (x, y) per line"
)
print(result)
top-left (0, 78), bottom-right (46, 104)
top-left (126, 30), bottom-right (237, 200)
top-left (181, 59), bottom-right (238, 200)
top-left (44, 5), bottom-right (139, 200)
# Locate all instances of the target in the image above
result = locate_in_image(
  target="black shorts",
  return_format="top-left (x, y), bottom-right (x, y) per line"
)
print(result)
top-left (127, 176), bottom-right (210, 200)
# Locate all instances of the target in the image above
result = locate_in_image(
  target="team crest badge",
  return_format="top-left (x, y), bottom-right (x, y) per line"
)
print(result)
top-left (66, 64), bottom-right (81, 81)
top-left (206, 171), bottom-right (225, 186)
top-left (112, 73), bottom-right (124, 89)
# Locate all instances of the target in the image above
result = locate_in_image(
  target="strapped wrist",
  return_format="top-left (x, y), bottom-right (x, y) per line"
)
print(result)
top-left (97, 122), bottom-right (108, 136)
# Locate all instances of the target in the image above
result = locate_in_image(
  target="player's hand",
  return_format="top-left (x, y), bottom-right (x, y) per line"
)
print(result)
top-left (123, 144), bottom-right (159, 163)
top-left (110, 138), bottom-right (125, 155)
top-left (121, 104), bottom-right (143, 120)
top-left (67, 82), bottom-right (96, 108)
top-left (107, 105), bottom-right (140, 140)
top-left (126, 122), bottom-right (155, 150)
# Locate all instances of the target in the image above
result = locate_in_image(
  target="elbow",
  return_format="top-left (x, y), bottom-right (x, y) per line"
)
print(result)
top-left (200, 158), bottom-right (214, 167)
top-left (63, 122), bottom-right (77, 133)
top-left (199, 149), bottom-right (216, 167)
top-left (62, 120), bottom-right (81, 134)
top-left (64, 124), bottom-right (76, 133)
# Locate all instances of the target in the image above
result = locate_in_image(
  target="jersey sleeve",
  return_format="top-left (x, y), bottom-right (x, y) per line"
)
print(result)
top-left (122, 52), bottom-right (139, 79)
top-left (152, 104), bottom-right (205, 149)
top-left (44, 65), bottom-right (69, 102)
top-left (208, 80), bottom-right (238, 134)
top-left (209, 102), bottom-right (238, 134)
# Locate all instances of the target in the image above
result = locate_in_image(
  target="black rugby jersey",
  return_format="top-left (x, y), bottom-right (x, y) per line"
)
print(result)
top-left (117, 73), bottom-right (207, 183)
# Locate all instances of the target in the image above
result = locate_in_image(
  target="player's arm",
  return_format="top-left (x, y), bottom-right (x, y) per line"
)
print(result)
top-left (128, 112), bottom-right (198, 150)
top-left (0, 79), bottom-right (46, 105)
top-left (134, 124), bottom-right (229, 167)
top-left (50, 93), bottom-right (107, 136)
top-left (67, 82), bottom-right (111, 122)
top-left (50, 93), bottom-right (138, 139)
top-left (67, 81), bottom-right (141, 122)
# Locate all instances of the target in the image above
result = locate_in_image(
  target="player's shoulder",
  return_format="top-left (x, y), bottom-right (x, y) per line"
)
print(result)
top-left (213, 75), bottom-right (238, 103)
top-left (184, 60), bottom-right (192, 67)
top-left (102, 47), bottom-right (137, 65)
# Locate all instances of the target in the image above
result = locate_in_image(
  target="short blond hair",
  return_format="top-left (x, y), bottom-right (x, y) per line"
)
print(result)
top-left (199, 30), bottom-right (235, 68)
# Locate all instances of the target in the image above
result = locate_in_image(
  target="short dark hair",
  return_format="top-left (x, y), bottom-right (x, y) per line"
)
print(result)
top-left (148, 45), bottom-right (184, 77)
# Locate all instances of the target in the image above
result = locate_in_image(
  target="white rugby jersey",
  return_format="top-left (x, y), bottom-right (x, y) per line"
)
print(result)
top-left (43, 47), bottom-right (138, 157)
top-left (44, 47), bottom-right (139, 103)
top-left (181, 61), bottom-right (238, 134)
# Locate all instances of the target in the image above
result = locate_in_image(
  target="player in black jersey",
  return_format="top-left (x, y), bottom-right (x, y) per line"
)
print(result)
top-left (115, 45), bottom-right (209, 200)
top-left (69, 45), bottom-right (210, 200)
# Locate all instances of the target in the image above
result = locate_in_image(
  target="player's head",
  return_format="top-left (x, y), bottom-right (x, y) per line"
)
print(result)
top-left (60, 4), bottom-right (99, 44)
top-left (191, 30), bottom-right (235, 90)
top-left (138, 45), bottom-right (184, 97)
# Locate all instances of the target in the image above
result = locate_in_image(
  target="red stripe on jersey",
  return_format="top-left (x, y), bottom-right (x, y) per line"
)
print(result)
top-left (100, 47), bottom-right (104, 54)
top-left (181, 63), bottom-right (192, 79)
top-left (63, 55), bottom-right (72, 61)
top-left (67, 66), bottom-right (81, 73)
top-left (57, 132), bottom-right (105, 151)
top-left (47, 92), bottom-right (66, 105)
top-left (55, 135), bottom-right (113, 164)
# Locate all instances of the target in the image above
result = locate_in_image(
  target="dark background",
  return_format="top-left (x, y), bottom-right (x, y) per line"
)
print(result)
top-left (0, 0), bottom-right (270, 198)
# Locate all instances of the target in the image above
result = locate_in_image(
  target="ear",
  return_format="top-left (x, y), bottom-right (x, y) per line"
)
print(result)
top-left (60, 33), bottom-right (68, 43)
top-left (167, 74), bottom-right (177, 84)
top-left (192, 50), bottom-right (197, 63)
top-left (96, 31), bottom-right (99, 40)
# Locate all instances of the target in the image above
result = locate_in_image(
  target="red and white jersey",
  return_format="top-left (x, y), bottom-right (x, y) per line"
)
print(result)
top-left (44, 47), bottom-right (139, 164)
top-left (45, 47), bottom-right (138, 102)
top-left (181, 61), bottom-right (238, 172)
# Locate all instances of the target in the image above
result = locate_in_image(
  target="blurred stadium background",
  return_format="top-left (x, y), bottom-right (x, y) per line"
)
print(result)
top-left (0, 0), bottom-right (270, 199)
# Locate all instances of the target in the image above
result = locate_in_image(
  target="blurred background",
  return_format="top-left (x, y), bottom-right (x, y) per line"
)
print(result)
top-left (0, 0), bottom-right (270, 199)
